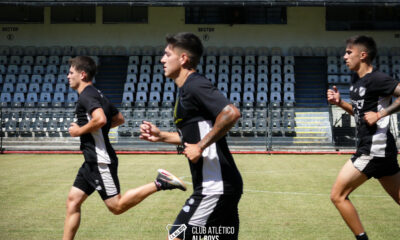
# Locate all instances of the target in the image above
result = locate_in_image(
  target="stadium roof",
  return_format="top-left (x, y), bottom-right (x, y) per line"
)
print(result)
top-left (1, 0), bottom-right (400, 7)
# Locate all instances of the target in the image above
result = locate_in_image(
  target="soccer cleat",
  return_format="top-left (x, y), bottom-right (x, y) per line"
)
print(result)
top-left (155, 169), bottom-right (187, 191)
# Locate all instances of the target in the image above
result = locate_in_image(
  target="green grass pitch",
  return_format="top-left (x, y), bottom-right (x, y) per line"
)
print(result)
top-left (0, 154), bottom-right (399, 240)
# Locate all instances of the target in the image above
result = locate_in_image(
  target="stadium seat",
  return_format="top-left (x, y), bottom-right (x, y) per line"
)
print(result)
top-left (48, 56), bottom-right (60, 65)
top-left (283, 83), bottom-right (295, 92)
top-left (26, 92), bottom-right (38, 105)
top-left (271, 74), bottom-right (282, 83)
top-left (283, 92), bottom-right (295, 107)
top-left (206, 56), bottom-right (217, 65)
top-left (217, 82), bottom-right (228, 93)
top-left (244, 73), bottom-right (255, 83)
top-left (55, 83), bottom-right (67, 93)
top-left (57, 75), bottom-right (68, 84)
top-left (393, 65), bottom-right (400, 74)
top-left (232, 56), bottom-right (242, 65)
top-left (284, 56), bottom-right (295, 65)
top-left (22, 56), bottom-right (34, 65)
top-left (270, 92), bottom-right (282, 106)
top-left (257, 65), bottom-right (269, 75)
top-left (126, 74), bottom-right (138, 83)
top-left (28, 83), bottom-right (40, 93)
top-left (16, 83), bottom-right (28, 93)
top-left (0, 56), bottom-right (7, 65)
top-left (61, 56), bottom-right (71, 65)
top-left (270, 47), bottom-right (282, 56)
top-left (0, 46), bottom-right (10, 56)
top-left (7, 65), bottom-right (19, 74)
top-left (284, 74), bottom-right (295, 83)
top-left (283, 65), bottom-right (294, 74)
top-left (122, 92), bottom-right (134, 103)
top-left (142, 46), bottom-right (154, 56)
top-left (0, 92), bottom-right (11, 107)
top-left (244, 65), bottom-right (255, 75)
top-left (59, 65), bottom-right (69, 75)
top-left (2, 82), bottom-right (14, 93)
top-left (271, 56), bottom-right (282, 65)
top-left (49, 46), bottom-right (62, 56)
top-left (128, 56), bottom-right (140, 65)
top-left (153, 65), bottom-right (164, 74)
top-left (230, 83), bottom-right (241, 93)
top-left (205, 65), bottom-right (216, 74)
top-left (53, 92), bottom-right (65, 106)
top-left (231, 74), bottom-right (242, 84)
top-left (244, 56), bottom-right (256, 65)
top-left (35, 56), bottom-right (47, 65)
top-left (327, 75), bottom-right (339, 84)
top-left (124, 82), bottom-right (135, 92)
top-left (133, 82), bottom-right (147, 92)
top-left (244, 83), bottom-right (255, 92)
top-left (340, 64), bottom-right (351, 74)
top-left (271, 120), bottom-right (283, 136)
top-left (230, 92), bottom-right (241, 107)
top-left (257, 74), bottom-right (268, 83)
top-left (148, 92), bottom-right (161, 108)
top-left (243, 92), bottom-right (254, 107)
top-left (257, 56), bottom-right (268, 65)
top-left (44, 74), bottom-right (56, 84)
top-left (219, 65), bottom-right (230, 75)
top-left (196, 65), bottom-right (203, 74)
top-left (46, 65), bottom-right (58, 74)
top-left (4, 74), bottom-right (16, 84)
top-left (135, 91), bottom-right (147, 107)
top-left (231, 65), bottom-right (242, 75)
top-left (128, 47), bottom-right (141, 56)
top-left (219, 56), bottom-right (230, 65)
top-left (270, 65), bottom-right (281, 74)
top-left (288, 47), bottom-right (301, 56)
top-left (66, 92), bottom-right (78, 106)
top-left (378, 64), bottom-right (390, 75)
top-left (10, 56), bottom-right (21, 65)
top-left (150, 82), bottom-right (162, 92)
top-left (18, 74), bottom-right (30, 84)
top-left (162, 92), bottom-right (174, 108)
top-left (255, 119), bottom-right (267, 136)
top-left (139, 73), bottom-right (151, 83)
top-left (42, 83), bottom-right (54, 93)
top-left (257, 82), bottom-right (268, 93)
top-left (340, 75), bottom-right (351, 84)
top-left (0, 65), bottom-right (5, 74)
top-left (19, 65), bottom-right (32, 75)
top-left (301, 47), bottom-right (313, 56)
top-left (242, 119), bottom-right (255, 136)
top-left (164, 82), bottom-right (175, 92)
top-left (392, 56), bottom-right (400, 65)
top-left (205, 73), bottom-right (216, 84)
top-left (218, 73), bottom-right (229, 84)
top-left (327, 64), bottom-right (339, 74)
top-left (33, 66), bottom-right (44, 75)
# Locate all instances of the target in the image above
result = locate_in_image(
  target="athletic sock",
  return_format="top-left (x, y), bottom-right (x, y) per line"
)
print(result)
top-left (355, 232), bottom-right (368, 240)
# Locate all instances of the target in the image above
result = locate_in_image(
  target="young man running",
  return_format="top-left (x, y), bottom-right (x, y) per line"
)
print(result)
top-left (63, 56), bottom-right (186, 240)
top-left (140, 32), bottom-right (243, 240)
top-left (327, 35), bottom-right (400, 240)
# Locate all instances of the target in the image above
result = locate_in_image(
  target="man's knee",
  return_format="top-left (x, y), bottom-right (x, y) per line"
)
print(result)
top-left (106, 204), bottom-right (124, 215)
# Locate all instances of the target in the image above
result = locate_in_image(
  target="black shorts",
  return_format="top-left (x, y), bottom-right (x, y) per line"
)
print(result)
top-left (169, 194), bottom-right (241, 240)
top-left (351, 154), bottom-right (400, 179)
top-left (73, 161), bottom-right (120, 200)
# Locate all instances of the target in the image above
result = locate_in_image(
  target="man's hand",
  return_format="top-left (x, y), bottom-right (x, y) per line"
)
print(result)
top-left (364, 111), bottom-right (381, 126)
top-left (139, 121), bottom-right (162, 142)
top-left (327, 85), bottom-right (341, 105)
top-left (69, 122), bottom-right (81, 137)
top-left (183, 143), bottom-right (202, 164)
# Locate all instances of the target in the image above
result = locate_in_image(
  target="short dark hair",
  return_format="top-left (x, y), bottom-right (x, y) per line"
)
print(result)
top-left (346, 35), bottom-right (377, 64)
top-left (69, 56), bottom-right (97, 82)
top-left (166, 32), bottom-right (203, 69)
